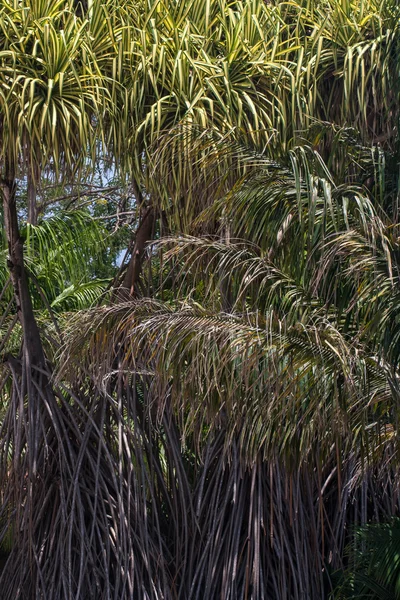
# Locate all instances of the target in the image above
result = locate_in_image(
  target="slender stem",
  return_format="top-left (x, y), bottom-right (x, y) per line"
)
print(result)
top-left (1, 172), bottom-right (46, 368)
top-left (121, 205), bottom-right (154, 297)
top-left (27, 166), bottom-right (38, 225)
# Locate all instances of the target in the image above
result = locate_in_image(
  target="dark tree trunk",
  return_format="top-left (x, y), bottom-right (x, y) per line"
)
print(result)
top-left (121, 205), bottom-right (154, 297)
top-left (1, 173), bottom-right (46, 368)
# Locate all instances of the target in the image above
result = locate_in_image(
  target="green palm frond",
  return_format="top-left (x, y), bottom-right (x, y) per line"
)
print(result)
top-left (51, 279), bottom-right (109, 310)
top-left (336, 519), bottom-right (400, 599)
top-left (0, 209), bottom-right (110, 364)
top-left (61, 297), bottom-right (389, 469)
top-left (24, 210), bottom-right (108, 298)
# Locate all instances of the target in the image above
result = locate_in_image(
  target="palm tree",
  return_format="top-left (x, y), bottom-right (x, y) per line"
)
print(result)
top-left (61, 134), bottom-right (399, 597)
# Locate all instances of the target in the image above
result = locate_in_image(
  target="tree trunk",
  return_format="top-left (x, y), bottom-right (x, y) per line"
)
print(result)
top-left (27, 167), bottom-right (38, 225)
top-left (121, 205), bottom-right (154, 297)
top-left (1, 174), bottom-right (46, 368)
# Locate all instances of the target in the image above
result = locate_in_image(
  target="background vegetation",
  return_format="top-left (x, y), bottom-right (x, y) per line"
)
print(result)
top-left (0, 0), bottom-right (398, 597)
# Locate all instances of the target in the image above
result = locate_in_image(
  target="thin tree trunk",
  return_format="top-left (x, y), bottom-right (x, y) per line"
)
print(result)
top-left (1, 172), bottom-right (46, 368)
top-left (27, 167), bottom-right (38, 225)
top-left (121, 205), bottom-right (154, 297)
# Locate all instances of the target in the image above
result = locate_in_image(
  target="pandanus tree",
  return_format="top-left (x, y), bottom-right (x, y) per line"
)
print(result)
top-left (0, 0), bottom-right (123, 596)
top-left (0, 0), bottom-right (110, 359)
top-left (116, 0), bottom-right (400, 296)
top-left (114, 0), bottom-right (288, 295)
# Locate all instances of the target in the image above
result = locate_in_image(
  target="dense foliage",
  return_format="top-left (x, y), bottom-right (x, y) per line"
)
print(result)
top-left (0, 0), bottom-right (398, 598)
